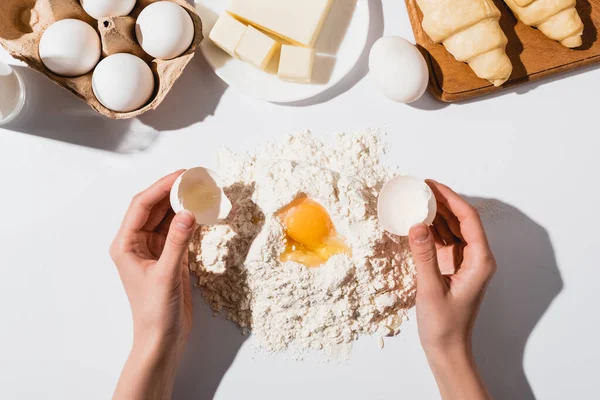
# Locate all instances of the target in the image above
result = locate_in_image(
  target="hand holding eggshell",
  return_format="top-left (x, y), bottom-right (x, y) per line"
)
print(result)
top-left (170, 167), bottom-right (232, 226)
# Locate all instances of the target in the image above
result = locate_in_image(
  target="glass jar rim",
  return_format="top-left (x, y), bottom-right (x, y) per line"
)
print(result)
top-left (0, 63), bottom-right (26, 126)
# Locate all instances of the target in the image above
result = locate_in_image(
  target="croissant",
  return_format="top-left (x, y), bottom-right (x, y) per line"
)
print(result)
top-left (416, 0), bottom-right (513, 86)
top-left (504, 0), bottom-right (584, 48)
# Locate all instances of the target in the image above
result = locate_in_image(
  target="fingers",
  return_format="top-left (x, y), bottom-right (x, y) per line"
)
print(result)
top-left (426, 180), bottom-right (496, 291)
top-left (120, 170), bottom-right (185, 235)
top-left (409, 224), bottom-right (447, 297)
top-left (457, 249), bottom-right (497, 292)
top-left (142, 196), bottom-right (174, 233)
top-left (157, 210), bottom-right (176, 236)
top-left (426, 180), bottom-right (490, 251)
top-left (434, 202), bottom-right (463, 242)
top-left (159, 210), bottom-right (197, 273)
top-left (432, 213), bottom-right (459, 246)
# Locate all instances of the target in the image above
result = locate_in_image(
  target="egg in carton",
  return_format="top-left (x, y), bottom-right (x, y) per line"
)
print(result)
top-left (0, 0), bottom-right (203, 119)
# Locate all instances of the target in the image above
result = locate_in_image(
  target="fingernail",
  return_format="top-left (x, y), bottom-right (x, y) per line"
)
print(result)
top-left (176, 210), bottom-right (196, 230)
top-left (410, 223), bottom-right (430, 242)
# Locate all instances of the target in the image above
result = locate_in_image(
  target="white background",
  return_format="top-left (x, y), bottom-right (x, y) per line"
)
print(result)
top-left (1, 1), bottom-right (598, 399)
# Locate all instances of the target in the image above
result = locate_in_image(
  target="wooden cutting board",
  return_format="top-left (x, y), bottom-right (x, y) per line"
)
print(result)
top-left (405, 0), bottom-right (600, 102)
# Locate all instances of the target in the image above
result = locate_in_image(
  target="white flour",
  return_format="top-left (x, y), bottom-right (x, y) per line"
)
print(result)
top-left (189, 130), bottom-right (416, 359)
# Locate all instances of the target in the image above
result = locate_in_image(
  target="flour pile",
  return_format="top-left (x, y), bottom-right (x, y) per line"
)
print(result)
top-left (189, 130), bottom-right (417, 359)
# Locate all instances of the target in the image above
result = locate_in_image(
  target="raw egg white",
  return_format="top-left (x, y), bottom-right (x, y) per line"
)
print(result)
top-left (377, 176), bottom-right (437, 237)
top-left (170, 168), bottom-right (232, 225)
top-left (135, 1), bottom-right (195, 60)
top-left (80, 0), bottom-right (137, 20)
top-left (369, 37), bottom-right (429, 104)
top-left (39, 19), bottom-right (101, 77)
top-left (92, 53), bottom-right (154, 112)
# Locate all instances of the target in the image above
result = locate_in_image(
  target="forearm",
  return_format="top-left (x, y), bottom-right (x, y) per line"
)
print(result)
top-left (425, 344), bottom-right (492, 400)
top-left (113, 338), bottom-right (181, 400)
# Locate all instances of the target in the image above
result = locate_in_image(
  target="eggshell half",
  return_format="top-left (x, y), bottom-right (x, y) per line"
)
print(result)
top-left (377, 176), bottom-right (437, 236)
top-left (170, 167), bottom-right (232, 226)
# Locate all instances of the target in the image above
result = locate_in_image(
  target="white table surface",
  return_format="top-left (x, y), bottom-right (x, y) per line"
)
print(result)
top-left (1, 1), bottom-right (598, 399)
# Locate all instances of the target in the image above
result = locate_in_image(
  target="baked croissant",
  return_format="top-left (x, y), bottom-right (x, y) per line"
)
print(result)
top-left (504, 0), bottom-right (584, 48)
top-left (416, 0), bottom-right (513, 86)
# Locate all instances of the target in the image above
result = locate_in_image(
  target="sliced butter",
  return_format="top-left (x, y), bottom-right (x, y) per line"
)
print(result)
top-left (228, 0), bottom-right (334, 48)
top-left (278, 45), bottom-right (315, 83)
top-left (235, 26), bottom-right (280, 70)
top-left (209, 13), bottom-right (247, 57)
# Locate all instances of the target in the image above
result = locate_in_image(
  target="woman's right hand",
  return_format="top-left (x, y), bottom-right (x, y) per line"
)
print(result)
top-left (408, 180), bottom-right (496, 400)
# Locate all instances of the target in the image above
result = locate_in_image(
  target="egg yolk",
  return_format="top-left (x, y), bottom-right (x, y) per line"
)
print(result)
top-left (277, 196), bottom-right (350, 268)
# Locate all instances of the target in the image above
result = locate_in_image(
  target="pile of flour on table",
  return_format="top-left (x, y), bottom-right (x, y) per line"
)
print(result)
top-left (189, 130), bottom-right (417, 359)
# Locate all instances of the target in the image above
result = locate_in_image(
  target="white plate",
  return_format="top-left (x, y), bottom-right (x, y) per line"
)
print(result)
top-left (196, 0), bottom-right (370, 103)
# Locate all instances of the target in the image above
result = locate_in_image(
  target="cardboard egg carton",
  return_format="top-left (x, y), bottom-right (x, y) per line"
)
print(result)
top-left (0, 0), bottom-right (203, 119)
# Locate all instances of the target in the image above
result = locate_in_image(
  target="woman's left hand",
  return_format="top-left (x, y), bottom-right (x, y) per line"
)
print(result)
top-left (110, 170), bottom-right (197, 359)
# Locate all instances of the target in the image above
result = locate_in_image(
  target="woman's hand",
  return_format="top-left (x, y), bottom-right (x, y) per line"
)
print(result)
top-left (408, 180), bottom-right (496, 400)
top-left (110, 171), bottom-right (197, 400)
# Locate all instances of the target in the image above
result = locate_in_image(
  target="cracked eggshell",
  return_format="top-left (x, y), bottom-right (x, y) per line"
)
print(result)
top-left (377, 176), bottom-right (437, 236)
top-left (170, 167), bottom-right (232, 226)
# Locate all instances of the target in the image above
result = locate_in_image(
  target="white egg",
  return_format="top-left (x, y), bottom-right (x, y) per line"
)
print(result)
top-left (135, 1), bottom-right (195, 60)
top-left (170, 167), bottom-right (232, 226)
top-left (80, 0), bottom-right (137, 20)
top-left (377, 176), bottom-right (437, 237)
top-left (92, 53), bottom-right (154, 112)
top-left (369, 36), bottom-right (429, 104)
top-left (39, 19), bottom-right (101, 77)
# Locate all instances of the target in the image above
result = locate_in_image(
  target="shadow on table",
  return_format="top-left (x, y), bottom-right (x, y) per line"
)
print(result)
top-left (3, 66), bottom-right (156, 153)
top-left (407, 90), bottom-right (450, 111)
top-left (467, 197), bottom-right (563, 400)
top-left (139, 52), bottom-right (227, 132)
top-left (3, 54), bottom-right (225, 153)
top-left (173, 287), bottom-right (247, 400)
top-left (410, 60), bottom-right (600, 110)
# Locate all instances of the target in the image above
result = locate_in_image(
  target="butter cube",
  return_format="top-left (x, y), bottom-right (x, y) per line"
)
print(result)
top-left (209, 13), bottom-right (247, 57)
top-left (235, 26), bottom-right (279, 70)
top-left (228, 0), bottom-right (333, 47)
top-left (278, 45), bottom-right (315, 83)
